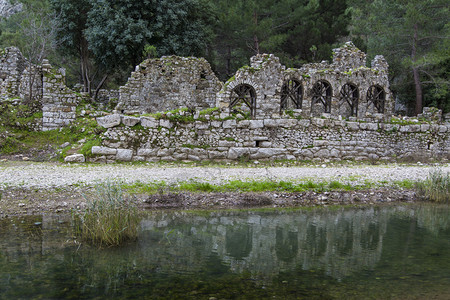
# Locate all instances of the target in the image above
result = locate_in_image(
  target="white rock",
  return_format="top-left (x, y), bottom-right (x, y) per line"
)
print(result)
top-left (97, 114), bottom-right (121, 128)
top-left (64, 154), bottom-right (85, 163)
top-left (92, 146), bottom-right (117, 155)
top-left (116, 149), bottom-right (133, 161)
top-left (122, 116), bottom-right (140, 127)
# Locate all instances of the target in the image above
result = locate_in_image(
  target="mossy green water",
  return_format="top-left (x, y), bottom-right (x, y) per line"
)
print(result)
top-left (0, 204), bottom-right (449, 299)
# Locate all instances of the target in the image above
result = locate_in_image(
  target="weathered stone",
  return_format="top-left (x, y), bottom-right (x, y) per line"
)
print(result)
top-left (237, 120), bottom-right (250, 128)
top-left (122, 116), bottom-right (140, 127)
top-left (218, 140), bottom-right (235, 147)
top-left (141, 117), bottom-right (158, 128)
top-left (64, 154), bottom-right (85, 163)
top-left (132, 156), bottom-right (145, 162)
top-left (330, 149), bottom-right (340, 157)
top-left (314, 149), bottom-right (330, 158)
top-left (259, 141), bottom-right (272, 148)
top-left (249, 120), bottom-right (264, 129)
top-left (347, 122), bottom-right (360, 131)
top-left (264, 119), bottom-right (277, 127)
top-left (366, 123), bottom-right (378, 131)
top-left (313, 140), bottom-right (328, 147)
top-left (223, 119), bottom-right (236, 129)
top-left (97, 114), bottom-right (121, 128)
top-left (116, 149), bottom-right (133, 161)
top-left (208, 150), bottom-right (227, 159)
top-left (137, 148), bottom-right (158, 156)
top-left (228, 147), bottom-right (250, 160)
top-left (160, 119), bottom-right (173, 129)
top-left (92, 146), bottom-right (117, 155)
top-left (116, 56), bottom-right (221, 114)
top-left (250, 148), bottom-right (286, 159)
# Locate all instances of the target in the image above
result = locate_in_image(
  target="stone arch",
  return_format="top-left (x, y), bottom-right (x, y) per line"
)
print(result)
top-left (230, 83), bottom-right (257, 118)
top-left (280, 78), bottom-right (303, 113)
top-left (311, 80), bottom-right (332, 116)
top-left (367, 85), bottom-right (385, 114)
top-left (339, 83), bottom-right (359, 117)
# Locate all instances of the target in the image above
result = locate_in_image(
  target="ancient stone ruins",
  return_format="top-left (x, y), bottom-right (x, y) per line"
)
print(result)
top-left (0, 42), bottom-right (448, 162)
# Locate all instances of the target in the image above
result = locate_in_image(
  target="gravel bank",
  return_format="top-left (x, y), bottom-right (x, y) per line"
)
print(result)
top-left (1, 161), bottom-right (449, 189)
top-left (1, 162), bottom-right (448, 215)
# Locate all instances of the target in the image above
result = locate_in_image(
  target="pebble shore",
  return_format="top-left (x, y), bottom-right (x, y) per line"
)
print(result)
top-left (1, 161), bottom-right (449, 189)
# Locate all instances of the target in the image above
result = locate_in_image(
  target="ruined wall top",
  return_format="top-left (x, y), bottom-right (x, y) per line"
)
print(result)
top-left (116, 55), bottom-right (222, 114)
top-left (331, 41), bottom-right (366, 71)
top-left (217, 41), bottom-right (393, 120)
top-left (0, 47), bottom-right (27, 100)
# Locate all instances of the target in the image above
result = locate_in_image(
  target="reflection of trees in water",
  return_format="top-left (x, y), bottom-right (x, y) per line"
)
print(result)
top-left (415, 205), bottom-right (450, 236)
top-left (225, 225), bottom-right (253, 260)
top-left (1, 204), bottom-right (449, 291)
top-left (275, 228), bottom-right (298, 263)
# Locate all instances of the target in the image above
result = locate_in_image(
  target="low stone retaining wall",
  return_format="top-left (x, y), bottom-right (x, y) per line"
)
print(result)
top-left (92, 113), bottom-right (449, 163)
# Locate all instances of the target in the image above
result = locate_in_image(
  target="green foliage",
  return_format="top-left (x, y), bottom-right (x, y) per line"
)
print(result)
top-left (123, 179), bottom-right (369, 194)
top-left (0, 100), bottom-right (105, 159)
top-left (79, 138), bottom-right (101, 157)
top-left (143, 44), bottom-right (157, 59)
top-left (416, 169), bottom-right (450, 203)
top-left (73, 181), bottom-right (141, 247)
top-left (199, 107), bottom-right (219, 116)
top-left (0, 101), bottom-right (42, 131)
top-left (348, 0), bottom-right (449, 114)
top-left (0, 0), bottom-right (52, 52)
top-left (84, 0), bottom-right (214, 72)
top-left (210, 0), bottom-right (350, 80)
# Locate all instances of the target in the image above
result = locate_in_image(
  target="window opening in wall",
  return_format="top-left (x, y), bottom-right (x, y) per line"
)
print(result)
top-left (367, 85), bottom-right (385, 113)
top-left (230, 84), bottom-right (257, 118)
top-left (255, 140), bottom-right (261, 147)
top-left (280, 79), bottom-right (303, 113)
top-left (312, 81), bottom-right (332, 113)
top-left (340, 83), bottom-right (359, 116)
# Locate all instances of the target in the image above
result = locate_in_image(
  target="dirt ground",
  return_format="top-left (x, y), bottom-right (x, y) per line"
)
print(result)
top-left (0, 185), bottom-right (418, 216)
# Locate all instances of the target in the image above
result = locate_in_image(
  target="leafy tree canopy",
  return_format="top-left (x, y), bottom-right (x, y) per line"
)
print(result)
top-left (349, 0), bottom-right (449, 114)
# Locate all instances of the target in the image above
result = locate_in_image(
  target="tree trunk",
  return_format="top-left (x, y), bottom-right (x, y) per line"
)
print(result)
top-left (412, 67), bottom-right (422, 115)
top-left (93, 75), bottom-right (108, 101)
top-left (79, 39), bottom-right (91, 94)
top-left (226, 45), bottom-right (231, 77)
top-left (253, 11), bottom-right (260, 54)
top-left (412, 23), bottom-right (423, 115)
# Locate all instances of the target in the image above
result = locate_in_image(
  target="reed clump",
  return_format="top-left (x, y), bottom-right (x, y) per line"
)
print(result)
top-left (416, 169), bottom-right (450, 203)
top-left (74, 181), bottom-right (141, 247)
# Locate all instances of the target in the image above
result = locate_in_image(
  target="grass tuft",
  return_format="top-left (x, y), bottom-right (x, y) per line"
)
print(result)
top-left (416, 169), bottom-right (450, 203)
top-left (73, 181), bottom-right (141, 247)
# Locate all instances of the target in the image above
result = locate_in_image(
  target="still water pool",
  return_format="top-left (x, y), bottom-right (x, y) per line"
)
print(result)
top-left (0, 204), bottom-right (449, 299)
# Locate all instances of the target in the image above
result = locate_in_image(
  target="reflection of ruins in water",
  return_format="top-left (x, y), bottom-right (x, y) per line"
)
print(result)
top-left (0, 205), bottom-right (449, 283)
top-left (139, 208), bottom-right (391, 280)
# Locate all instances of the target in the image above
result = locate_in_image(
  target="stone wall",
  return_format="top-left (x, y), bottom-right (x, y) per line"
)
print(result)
top-left (92, 109), bottom-right (449, 163)
top-left (41, 60), bottom-right (79, 131)
top-left (217, 42), bottom-right (393, 120)
top-left (116, 56), bottom-right (222, 114)
top-left (0, 47), bottom-right (26, 100)
top-left (0, 47), bottom-right (80, 130)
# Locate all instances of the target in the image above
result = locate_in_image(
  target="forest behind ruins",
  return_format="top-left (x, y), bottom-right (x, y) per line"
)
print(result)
top-left (0, 0), bottom-right (448, 115)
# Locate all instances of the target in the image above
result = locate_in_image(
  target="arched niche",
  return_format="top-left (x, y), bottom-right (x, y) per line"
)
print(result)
top-left (367, 85), bottom-right (385, 113)
top-left (311, 80), bottom-right (332, 116)
top-left (339, 83), bottom-right (359, 117)
top-left (230, 84), bottom-right (257, 118)
top-left (280, 79), bottom-right (303, 113)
